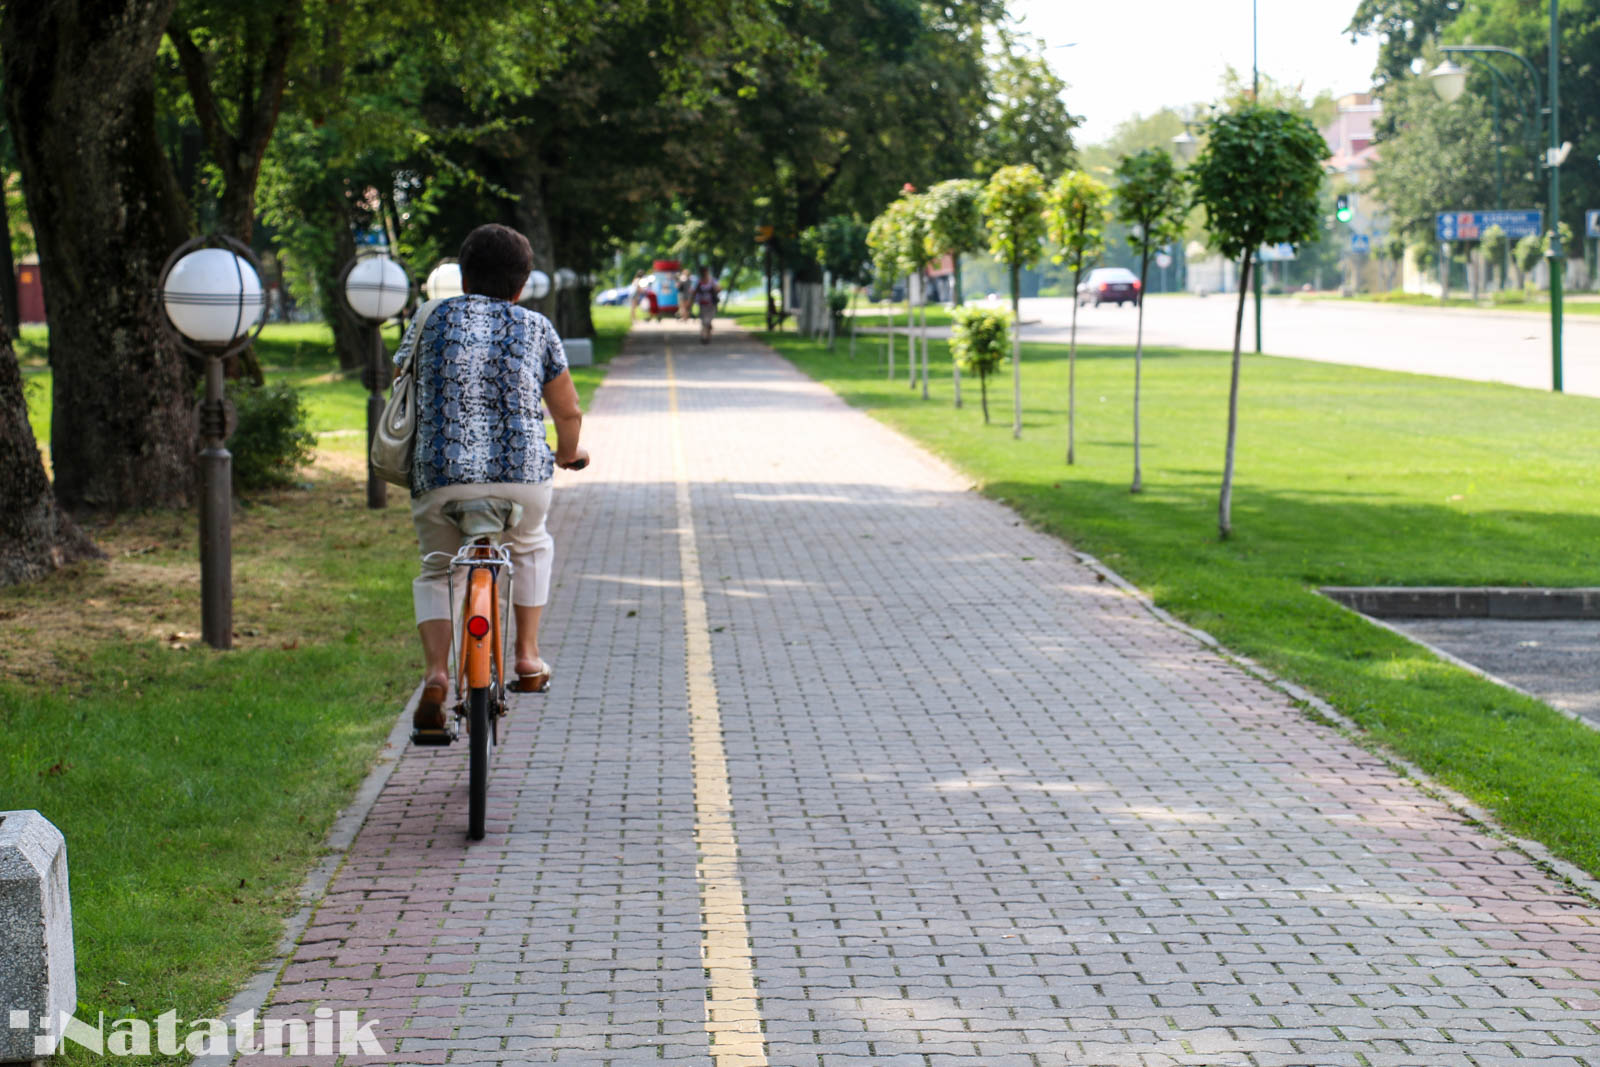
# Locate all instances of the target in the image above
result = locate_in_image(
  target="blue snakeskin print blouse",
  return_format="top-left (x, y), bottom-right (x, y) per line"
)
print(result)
top-left (394, 295), bottom-right (569, 496)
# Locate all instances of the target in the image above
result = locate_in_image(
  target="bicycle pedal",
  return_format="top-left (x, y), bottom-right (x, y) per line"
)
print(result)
top-left (410, 727), bottom-right (456, 747)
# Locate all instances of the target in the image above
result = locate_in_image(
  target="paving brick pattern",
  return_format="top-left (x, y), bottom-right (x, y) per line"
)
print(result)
top-left (260, 321), bottom-right (1600, 1065)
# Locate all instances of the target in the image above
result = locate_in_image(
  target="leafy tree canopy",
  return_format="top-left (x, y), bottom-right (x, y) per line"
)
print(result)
top-left (979, 163), bottom-right (1048, 271)
top-left (1192, 104), bottom-right (1326, 261)
top-left (1044, 170), bottom-right (1111, 270)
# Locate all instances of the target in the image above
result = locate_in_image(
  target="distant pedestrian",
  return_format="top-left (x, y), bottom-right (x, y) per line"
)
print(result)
top-left (676, 268), bottom-right (694, 321)
top-left (629, 272), bottom-right (651, 323)
top-left (691, 267), bottom-right (721, 344)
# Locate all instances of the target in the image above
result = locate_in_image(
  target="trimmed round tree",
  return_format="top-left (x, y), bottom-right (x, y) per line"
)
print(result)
top-left (867, 199), bottom-right (912, 380)
top-left (1113, 150), bottom-right (1188, 493)
top-left (922, 178), bottom-right (986, 408)
top-left (1044, 170), bottom-right (1111, 465)
top-left (1191, 104), bottom-right (1325, 539)
top-left (979, 164), bottom-right (1048, 440)
top-left (950, 305), bottom-right (1010, 426)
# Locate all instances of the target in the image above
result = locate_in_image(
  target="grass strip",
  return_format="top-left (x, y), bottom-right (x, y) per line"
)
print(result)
top-left (737, 309), bottom-right (1600, 881)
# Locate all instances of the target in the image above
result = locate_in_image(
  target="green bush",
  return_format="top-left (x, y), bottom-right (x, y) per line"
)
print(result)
top-left (950, 305), bottom-right (1010, 424)
top-left (1490, 289), bottom-right (1529, 305)
top-left (226, 381), bottom-right (317, 490)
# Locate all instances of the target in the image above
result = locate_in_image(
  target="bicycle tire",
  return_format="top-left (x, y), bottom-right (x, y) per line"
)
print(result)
top-left (467, 685), bottom-right (492, 840)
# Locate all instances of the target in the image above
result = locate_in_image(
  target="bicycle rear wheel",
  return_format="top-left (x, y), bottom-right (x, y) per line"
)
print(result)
top-left (467, 685), bottom-right (492, 840)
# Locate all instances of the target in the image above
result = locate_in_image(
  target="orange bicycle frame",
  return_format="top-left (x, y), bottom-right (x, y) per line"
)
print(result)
top-left (458, 550), bottom-right (502, 693)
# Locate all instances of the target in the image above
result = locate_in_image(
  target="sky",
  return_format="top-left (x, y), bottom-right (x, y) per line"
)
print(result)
top-left (1011, 0), bottom-right (1382, 146)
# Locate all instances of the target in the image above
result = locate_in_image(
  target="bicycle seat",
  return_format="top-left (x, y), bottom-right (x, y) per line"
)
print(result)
top-left (442, 497), bottom-right (524, 540)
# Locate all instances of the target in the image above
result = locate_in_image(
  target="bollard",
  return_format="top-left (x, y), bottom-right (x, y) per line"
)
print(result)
top-left (0, 812), bottom-right (75, 1065)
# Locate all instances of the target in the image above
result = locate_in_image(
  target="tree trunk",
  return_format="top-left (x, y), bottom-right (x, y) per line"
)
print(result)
top-left (4, 0), bottom-right (196, 513)
top-left (950, 257), bottom-right (962, 407)
top-left (0, 321), bottom-right (99, 584)
top-left (315, 211), bottom-right (366, 373)
top-left (1132, 248), bottom-right (1149, 494)
top-left (979, 369), bottom-right (989, 424)
top-left (848, 286), bottom-right (858, 360)
top-left (1067, 259), bottom-right (1083, 465)
top-left (1010, 262), bottom-right (1022, 439)
top-left (905, 286), bottom-right (914, 387)
top-left (918, 275), bottom-right (928, 400)
top-left (555, 282), bottom-right (593, 339)
top-left (1219, 250), bottom-right (1253, 540)
top-left (886, 300), bottom-right (895, 379)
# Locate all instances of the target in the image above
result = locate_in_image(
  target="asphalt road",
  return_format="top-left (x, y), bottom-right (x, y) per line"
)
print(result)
top-left (889, 295), bottom-right (1600, 397)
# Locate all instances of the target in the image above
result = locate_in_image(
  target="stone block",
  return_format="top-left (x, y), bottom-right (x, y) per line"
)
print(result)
top-left (564, 338), bottom-right (594, 367)
top-left (0, 811), bottom-right (75, 1063)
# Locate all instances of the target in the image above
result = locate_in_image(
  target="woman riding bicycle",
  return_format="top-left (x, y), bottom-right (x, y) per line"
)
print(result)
top-left (398, 223), bottom-right (589, 732)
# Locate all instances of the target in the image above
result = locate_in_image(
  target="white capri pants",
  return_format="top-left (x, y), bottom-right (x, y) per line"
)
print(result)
top-left (410, 481), bottom-right (554, 624)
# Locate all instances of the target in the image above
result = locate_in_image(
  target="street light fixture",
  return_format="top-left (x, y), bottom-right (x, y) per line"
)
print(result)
top-left (157, 235), bottom-right (267, 651)
top-left (425, 259), bottom-right (464, 301)
top-left (1428, 59), bottom-right (1468, 104)
top-left (520, 269), bottom-right (551, 304)
top-left (341, 252), bottom-right (412, 509)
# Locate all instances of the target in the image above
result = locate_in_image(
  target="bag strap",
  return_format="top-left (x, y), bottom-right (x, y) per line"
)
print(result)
top-left (394, 297), bottom-right (448, 375)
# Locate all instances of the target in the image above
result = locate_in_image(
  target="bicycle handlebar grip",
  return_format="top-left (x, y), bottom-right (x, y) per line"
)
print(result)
top-left (564, 457), bottom-right (589, 471)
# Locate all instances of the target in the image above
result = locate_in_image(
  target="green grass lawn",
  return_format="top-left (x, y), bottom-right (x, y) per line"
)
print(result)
top-left (735, 308), bottom-right (1600, 880)
top-left (5, 305), bottom-right (623, 1064)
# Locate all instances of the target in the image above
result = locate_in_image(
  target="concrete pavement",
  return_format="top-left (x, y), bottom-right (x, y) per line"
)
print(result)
top-left (255, 320), bottom-right (1600, 1066)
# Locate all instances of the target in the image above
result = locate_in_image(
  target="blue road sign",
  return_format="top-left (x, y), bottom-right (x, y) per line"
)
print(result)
top-left (1436, 210), bottom-right (1542, 242)
top-left (1587, 209), bottom-right (1600, 239)
top-left (1350, 233), bottom-right (1371, 255)
top-left (1258, 242), bottom-right (1296, 262)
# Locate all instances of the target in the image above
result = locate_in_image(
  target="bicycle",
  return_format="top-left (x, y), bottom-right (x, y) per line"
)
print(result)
top-left (408, 497), bottom-right (521, 841)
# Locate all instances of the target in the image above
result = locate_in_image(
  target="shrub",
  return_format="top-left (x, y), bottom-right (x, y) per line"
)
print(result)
top-left (950, 305), bottom-right (1011, 424)
top-left (225, 381), bottom-right (316, 491)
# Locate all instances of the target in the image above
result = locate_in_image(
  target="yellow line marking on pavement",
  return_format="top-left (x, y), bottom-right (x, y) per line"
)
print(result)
top-left (666, 345), bottom-right (768, 1066)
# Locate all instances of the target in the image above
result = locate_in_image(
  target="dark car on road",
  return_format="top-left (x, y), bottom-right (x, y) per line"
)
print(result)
top-left (1077, 267), bottom-right (1142, 307)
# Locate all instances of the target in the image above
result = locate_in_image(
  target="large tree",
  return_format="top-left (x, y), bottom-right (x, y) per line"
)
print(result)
top-left (1347, 0), bottom-right (1467, 91)
top-left (0, 323), bottom-right (98, 585)
top-left (3, 0), bottom-right (196, 513)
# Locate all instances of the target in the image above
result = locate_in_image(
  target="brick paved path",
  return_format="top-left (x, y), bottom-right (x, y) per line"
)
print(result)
top-left (265, 321), bottom-right (1600, 1066)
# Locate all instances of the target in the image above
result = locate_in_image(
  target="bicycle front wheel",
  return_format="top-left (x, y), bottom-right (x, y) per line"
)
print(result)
top-left (467, 685), bottom-right (492, 840)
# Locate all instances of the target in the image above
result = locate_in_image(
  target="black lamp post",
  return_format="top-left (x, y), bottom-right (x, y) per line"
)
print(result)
top-left (158, 235), bottom-right (267, 651)
top-left (341, 252), bottom-right (412, 508)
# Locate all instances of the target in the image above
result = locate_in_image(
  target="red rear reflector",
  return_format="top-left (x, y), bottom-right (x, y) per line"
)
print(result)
top-left (1133, 281), bottom-right (1142, 290)
top-left (466, 615), bottom-right (490, 638)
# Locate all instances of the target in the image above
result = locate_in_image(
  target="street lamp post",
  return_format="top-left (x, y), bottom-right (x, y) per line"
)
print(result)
top-left (1431, 8), bottom-right (1565, 391)
top-left (342, 252), bottom-right (412, 509)
top-left (1252, 0), bottom-right (1263, 353)
top-left (158, 236), bottom-right (267, 650)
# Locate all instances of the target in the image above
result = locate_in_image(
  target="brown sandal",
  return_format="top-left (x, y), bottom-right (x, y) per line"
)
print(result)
top-left (509, 661), bottom-right (551, 693)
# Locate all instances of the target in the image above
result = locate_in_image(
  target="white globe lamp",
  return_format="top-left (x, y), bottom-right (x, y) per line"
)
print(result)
top-left (520, 269), bottom-right (551, 303)
top-left (344, 255), bottom-right (410, 321)
top-left (426, 260), bottom-right (464, 301)
top-left (161, 247), bottom-right (265, 348)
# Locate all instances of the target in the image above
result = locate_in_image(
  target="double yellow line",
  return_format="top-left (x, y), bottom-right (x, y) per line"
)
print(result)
top-left (665, 346), bottom-right (767, 1066)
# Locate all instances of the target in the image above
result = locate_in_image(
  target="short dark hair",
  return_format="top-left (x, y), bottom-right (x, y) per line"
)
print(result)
top-left (459, 224), bottom-right (532, 301)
